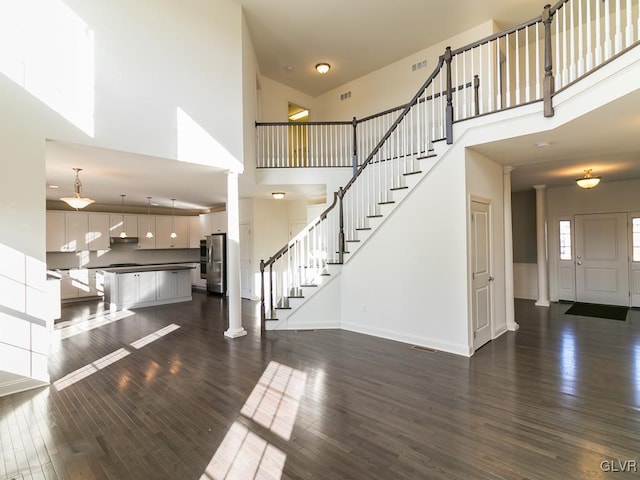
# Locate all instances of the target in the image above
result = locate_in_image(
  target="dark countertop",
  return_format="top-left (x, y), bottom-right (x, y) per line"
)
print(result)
top-left (48, 262), bottom-right (198, 272)
top-left (101, 264), bottom-right (196, 274)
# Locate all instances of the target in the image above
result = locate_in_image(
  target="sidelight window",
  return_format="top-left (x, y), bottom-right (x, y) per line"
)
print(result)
top-left (633, 218), bottom-right (640, 262)
top-left (559, 220), bottom-right (572, 260)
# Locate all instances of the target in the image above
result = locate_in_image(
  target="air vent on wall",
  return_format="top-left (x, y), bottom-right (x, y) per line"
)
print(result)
top-left (340, 91), bottom-right (351, 101)
top-left (411, 59), bottom-right (428, 72)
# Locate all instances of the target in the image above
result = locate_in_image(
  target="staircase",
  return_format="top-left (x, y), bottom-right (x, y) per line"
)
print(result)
top-left (258, 0), bottom-right (640, 331)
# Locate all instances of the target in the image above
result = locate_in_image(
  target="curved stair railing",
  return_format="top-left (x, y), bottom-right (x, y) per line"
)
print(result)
top-left (259, 0), bottom-right (640, 327)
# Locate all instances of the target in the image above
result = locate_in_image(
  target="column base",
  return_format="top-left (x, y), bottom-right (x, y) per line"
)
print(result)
top-left (535, 300), bottom-right (550, 307)
top-left (224, 328), bottom-right (247, 339)
top-left (507, 322), bottom-right (520, 331)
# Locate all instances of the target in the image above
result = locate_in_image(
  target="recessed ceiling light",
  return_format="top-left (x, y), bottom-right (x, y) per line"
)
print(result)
top-left (285, 65), bottom-right (293, 72)
top-left (272, 192), bottom-right (285, 200)
top-left (48, 184), bottom-right (59, 189)
top-left (535, 141), bottom-right (550, 148)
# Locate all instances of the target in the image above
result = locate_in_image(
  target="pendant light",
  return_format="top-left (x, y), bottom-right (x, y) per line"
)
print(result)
top-left (576, 169), bottom-right (601, 189)
top-left (145, 196), bottom-right (154, 238)
top-left (60, 168), bottom-right (95, 209)
top-left (119, 194), bottom-right (127, 238)
top-left (170, 198), bottom-right (177, 240)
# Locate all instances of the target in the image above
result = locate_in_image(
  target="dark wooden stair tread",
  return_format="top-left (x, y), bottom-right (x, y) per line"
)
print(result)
top-left (403, 171), bottom-right (422, 176)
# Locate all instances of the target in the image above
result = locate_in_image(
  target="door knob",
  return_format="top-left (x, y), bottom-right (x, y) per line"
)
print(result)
top-left (577, 261), bottom-right (582, 265)
top-left (488, 276), bottom-right (495, 282)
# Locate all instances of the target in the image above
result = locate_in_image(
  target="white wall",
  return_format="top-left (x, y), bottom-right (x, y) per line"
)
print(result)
top-left (547, 178), bottom-right (640, 301)
top-left (314, 21), bottom-right (498, 121)
top-left (0, 0), bottom-right (250, 396)
top-left (465, 149), bottom-right (507, 338)
top-left (339, 152), bottom-right (470, 356)
top-left (259, 77), bottom-right (317, 122)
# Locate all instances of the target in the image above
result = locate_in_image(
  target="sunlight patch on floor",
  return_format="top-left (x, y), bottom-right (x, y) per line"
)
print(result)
top-left (240, 361), bottom-right (307, 441)
top-left (200, 421), bottom-right (286, 480)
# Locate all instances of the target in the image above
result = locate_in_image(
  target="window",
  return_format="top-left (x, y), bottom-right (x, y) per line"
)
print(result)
top-left (559, 220), bottom-right (572, 260)
top-left (633, 218), bottom-right (640, 262)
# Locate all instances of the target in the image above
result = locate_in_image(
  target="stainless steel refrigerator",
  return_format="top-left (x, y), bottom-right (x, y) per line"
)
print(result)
top-left (205, 233), bottom-right (227, 294)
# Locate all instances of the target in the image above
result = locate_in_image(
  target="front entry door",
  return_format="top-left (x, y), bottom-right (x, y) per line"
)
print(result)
top-left (575, 213), bottom-right (629, 306)
top-left (471, 200), bottom-right (492, 350)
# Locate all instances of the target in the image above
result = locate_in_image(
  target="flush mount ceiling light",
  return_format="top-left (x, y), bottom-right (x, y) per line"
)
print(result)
top-left (272, 192), bottom-right (286, 200)
top-left (576, 169), bottom-right (601, 189)
top-left (315, 63), bottom-right (330, 74)
top-left (145, 196), bottom-right (154, 238)
top-left (119, 194), bottom-right (128, 238)
top-left (60, 168), bottom-right (95, 209)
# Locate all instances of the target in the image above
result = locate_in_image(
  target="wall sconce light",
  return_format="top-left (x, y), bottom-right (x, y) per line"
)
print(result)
top-left (576, 169), bottom-right (601, 189)
top-left (315, 63), bottom-right (330, 74)
top-left (272, 192), bottom-right (286, 200)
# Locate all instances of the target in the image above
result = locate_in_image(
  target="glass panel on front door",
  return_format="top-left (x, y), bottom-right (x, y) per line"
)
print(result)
top-left (559, 220), bottom-right (572, 260)
top-left (633, 218), bottom-right (640, 262)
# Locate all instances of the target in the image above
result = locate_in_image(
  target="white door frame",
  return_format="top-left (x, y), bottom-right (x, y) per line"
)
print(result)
top-left (468, 195), bottom-right (494, 352)
top-left (552, 211), bottom-right (635, 306)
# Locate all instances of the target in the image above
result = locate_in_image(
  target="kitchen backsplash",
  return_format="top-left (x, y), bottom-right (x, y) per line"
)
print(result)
top-left (47, 243), bottom-right (199, 270)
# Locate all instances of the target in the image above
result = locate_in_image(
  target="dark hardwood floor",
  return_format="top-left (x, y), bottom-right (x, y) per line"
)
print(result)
top-left (1, 294), bottom-right (640, 479)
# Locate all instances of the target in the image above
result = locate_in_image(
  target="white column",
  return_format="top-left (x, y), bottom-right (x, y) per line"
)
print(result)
top-left (503, 166), bottom-right (518, 331)
top-left (224, 170), bottom-right (247, 339)
top-left (534, 185), bottom-right (550, 307)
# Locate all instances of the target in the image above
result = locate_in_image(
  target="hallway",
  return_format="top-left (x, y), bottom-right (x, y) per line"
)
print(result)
top-left (1, 294), bottom-right (639, 479)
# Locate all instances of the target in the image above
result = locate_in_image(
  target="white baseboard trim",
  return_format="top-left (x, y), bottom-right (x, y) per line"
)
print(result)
top-left (286, 321), bottom-right (341, 330)
top-left (342, 321), bottom-right (472, 357)
top-left (0, 377), bottom-right (49, 398)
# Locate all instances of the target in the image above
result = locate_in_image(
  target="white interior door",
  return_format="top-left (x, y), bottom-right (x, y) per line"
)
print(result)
top-left (575, 213), bottom-right (629, 306)
top-left (471, 200), bottom-right (492, 350)
top-left (240, 223), bottom-right (252, 299)
top-left (630, 214), bottom-right (640, 307)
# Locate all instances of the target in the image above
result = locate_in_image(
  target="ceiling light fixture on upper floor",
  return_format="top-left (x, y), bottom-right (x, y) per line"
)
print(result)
top-left (315, 63), bottom-right (330, 74)
top-left (60, 168), bottom-right (95, 210)
top-left (145, 196), bottom-right (154, 238)
top-left (272, 192), bottom-right (286, 200)
top-left (576, 169), bottom-right (601, 189)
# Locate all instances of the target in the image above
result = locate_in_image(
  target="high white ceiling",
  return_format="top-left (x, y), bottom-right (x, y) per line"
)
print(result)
top-left (238, 0), bottom-right (545, 96)
top-left (45, 1), bottom-right (639, 210)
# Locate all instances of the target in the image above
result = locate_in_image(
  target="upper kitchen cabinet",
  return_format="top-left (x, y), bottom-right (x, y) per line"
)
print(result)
top-left (109, 214), bottom-right (139, 239)
top-left (189, 216), bottom-right (201, 248)
top-left (88, 213), bottom-right (110, 251)
top-left (46, 212), bottom-right (66, 252)
top-left (46, 212), bottom-right (109, 251)
top-left (200, 211), bottom-right (227, 235)
top-left (155, 216), bottom-right (189, 249)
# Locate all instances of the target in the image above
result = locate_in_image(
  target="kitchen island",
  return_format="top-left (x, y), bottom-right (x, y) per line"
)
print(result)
top-left (103, 264), bottom-right (194, 311)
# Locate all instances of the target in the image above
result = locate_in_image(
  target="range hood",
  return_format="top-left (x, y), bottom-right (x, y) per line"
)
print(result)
top-left (110, 236), bottom-right (139, 245)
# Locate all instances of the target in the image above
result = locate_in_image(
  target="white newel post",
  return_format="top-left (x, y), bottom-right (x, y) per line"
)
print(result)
top-left (504, 166), bottom-right (519, 330)
top-left (534, 185), bottom-right (550, 307)
top-left (224, 170), bottom-right (247, 339)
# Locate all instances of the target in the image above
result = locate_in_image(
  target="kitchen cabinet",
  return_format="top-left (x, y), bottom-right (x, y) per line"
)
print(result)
top-left (46, 212), bottom-right (109, 252)
top-left (66, 212), bottom-right (89, 251)
top-left (104, 265), bottom-right (192, 310)
top-left (157, 269), bottom-right (191, 300)
top-left (116, 271), bottom-right (157, 306)
top-left (137, 216), bottom-right (156, 249)
top-left (88, 213), bottom-right (110, 251)
top-left (200, 211), bottom-right (227, 235)
top-left (156, 216), bottom-right (189, 249)
top-left (59, 269), bottom-right (104, 301)
top-left (109, 214), bottom-right (139, 238)
top-left (189, 216), bottom-right (201, 248)
top-left (46, 212), bottom-right (67, 252)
